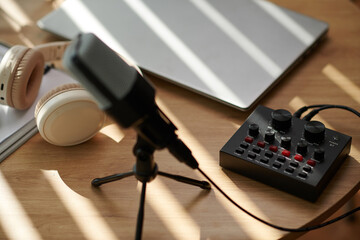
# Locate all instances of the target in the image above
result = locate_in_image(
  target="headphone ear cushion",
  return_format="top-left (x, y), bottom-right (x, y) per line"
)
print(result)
top-left (35, 84), bottom-right (106, 146)
top-left (0, 45), bottom-right (45, 110)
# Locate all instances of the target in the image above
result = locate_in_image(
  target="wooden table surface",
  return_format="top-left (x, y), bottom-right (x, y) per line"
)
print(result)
top-left (0, 1), bottom-right (359, 239)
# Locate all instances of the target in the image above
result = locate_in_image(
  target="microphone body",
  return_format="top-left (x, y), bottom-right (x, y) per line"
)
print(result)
top-left (62, 33), bottom-right (198, 169)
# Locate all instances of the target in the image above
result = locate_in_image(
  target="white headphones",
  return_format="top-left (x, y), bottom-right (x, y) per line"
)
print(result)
top-left (0, 42), bottom-right (105, 146)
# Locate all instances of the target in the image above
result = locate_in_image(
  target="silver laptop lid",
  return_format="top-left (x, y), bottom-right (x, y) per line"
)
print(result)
top-left (38, 0), bottom-right (328, 110)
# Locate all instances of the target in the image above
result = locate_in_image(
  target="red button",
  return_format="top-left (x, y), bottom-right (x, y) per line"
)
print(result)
top-left (294, 154), bottom-right (303, 162)
top-left (269, 145), bottom-right (278, 153)
top-left (245, 136), bottom-right (254, 143)
top-left (282, 150), bottom-right (291, 157)
top-left (257, 141), bottom-right (265, 148)
top-left (307, 160), bottom-right (316, 166)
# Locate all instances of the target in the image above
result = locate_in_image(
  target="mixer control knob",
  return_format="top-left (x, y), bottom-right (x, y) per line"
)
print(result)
top-left (304, 121), bottom-right (325, 143)
top-left (280, 136), bottom-right (292, 150)
top-left (248, 123), bottom-right (259, 137)
top-left (264, 129), bottom-right (275, 143)
top-left (313, 147), bottom-right (325, 162)
top-left (297, 140), bottom-right (308, 155)
top-left (271, 109), bottom-right (292, 131)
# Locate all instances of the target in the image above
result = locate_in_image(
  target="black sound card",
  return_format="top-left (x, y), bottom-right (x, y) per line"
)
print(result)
top-left (220, 105), bottom-right (352, 201)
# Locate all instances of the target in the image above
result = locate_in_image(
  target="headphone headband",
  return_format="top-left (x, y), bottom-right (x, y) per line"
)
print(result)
top-left (33, 41), bottom-right (70, 67)
top-left (0, 41), bottom-right (70, 109)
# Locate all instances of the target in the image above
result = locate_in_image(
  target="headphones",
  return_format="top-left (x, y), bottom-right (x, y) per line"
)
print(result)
top-left (0, 42), bottom-right (105, 146)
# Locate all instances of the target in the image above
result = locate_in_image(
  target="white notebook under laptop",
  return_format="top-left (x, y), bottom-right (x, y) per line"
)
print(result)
top-left (38, 0), bottom-right (328, 110)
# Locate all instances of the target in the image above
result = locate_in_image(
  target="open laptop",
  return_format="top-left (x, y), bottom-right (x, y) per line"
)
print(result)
top-left (37, 0), bottom-right (328, 110)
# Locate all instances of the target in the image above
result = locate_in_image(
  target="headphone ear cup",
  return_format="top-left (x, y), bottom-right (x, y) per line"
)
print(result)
top-left (35, 84), bottom-right (106, 146)
top-left (0, 45), bottom-right (45, 110)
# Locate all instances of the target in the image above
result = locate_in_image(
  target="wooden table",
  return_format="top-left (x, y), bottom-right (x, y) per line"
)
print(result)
top-left (0, 1), bottom-right (359, 239)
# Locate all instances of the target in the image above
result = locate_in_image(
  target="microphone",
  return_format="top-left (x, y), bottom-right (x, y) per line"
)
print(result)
top-left (62, 33), bottom-right (198, 169)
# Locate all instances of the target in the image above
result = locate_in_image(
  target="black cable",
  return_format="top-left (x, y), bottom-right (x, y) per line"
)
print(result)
top-left (197, 167), bottom-right (359, 232)
top-left (293, 104), bottom-right (360, 120)
top-left (303, 105), bottom-right (360, 121)
top-left (293, 104), bottom-right (328, 118)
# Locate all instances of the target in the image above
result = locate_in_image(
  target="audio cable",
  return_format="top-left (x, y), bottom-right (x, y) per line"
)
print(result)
top-left (293, 104), bottom-right (360, 120)
top-left (197, 167), bottom-right (359, 232)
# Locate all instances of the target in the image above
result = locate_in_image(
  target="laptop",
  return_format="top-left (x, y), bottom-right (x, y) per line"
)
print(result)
top-left (37, 0), bottom-right (328, 110)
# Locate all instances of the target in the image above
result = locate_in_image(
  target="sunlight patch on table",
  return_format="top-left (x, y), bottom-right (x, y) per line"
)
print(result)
top-left (0, 0), bottom-right (32, 28)
top-left (350, 147), bottom-right (360, 163)
top-left (141, 180), bottom-right (200, 240)
top-left (42, 170), bottom-right (118, 240)
top-left (99, 123), bottom-right (125, 143)
top-left (322, 64), bottom-right (360, 105)
top-left (0, 170), bottom-right (42, 240)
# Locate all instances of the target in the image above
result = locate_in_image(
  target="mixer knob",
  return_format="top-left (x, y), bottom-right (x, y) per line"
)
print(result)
top-left (264, 129), bottom-right (275, 143)
top-left (296, 140), bottom-right (308, 155)
top-left (313, 147), bottom-right (325, 162)
top-left (248, 123), bottom-right (259, 137)
top-left (280, 136), bottom-right (292, 150)
top-left (304, 121), bottom-right (325, 143)
top-left (271, 109), bottom-right (292, 131)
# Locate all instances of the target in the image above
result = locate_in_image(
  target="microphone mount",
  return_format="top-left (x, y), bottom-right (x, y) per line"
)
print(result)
top-left (91, 135), bottom-right (210, 240)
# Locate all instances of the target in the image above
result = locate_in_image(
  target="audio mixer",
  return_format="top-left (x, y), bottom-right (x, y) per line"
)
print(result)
top-left (220, 105), bottom-right (351, 201)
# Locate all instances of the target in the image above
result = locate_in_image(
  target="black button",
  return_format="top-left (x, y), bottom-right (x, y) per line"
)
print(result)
top-left (303, 166), bottom-right (312, 173)
top-left (313, 147), bottom-right (325, 162)
top-left (265, 151), bottom-right (274, 158)
top-left (260, 158), bottom-right (269, 164)
top-left (285, 167), bottom-right (294, 173)
top-left (264, 129), bottom-right (275, 143)
top-left (280, 136), bottom-right (292, 150)
top-left (240, 142), bottom-right (249, 149)
top-left (273, 162), bottom-right (281, 169)
top-left (248, 152), bottom-right (256, 159)
top-left (277, 156), bottom-right (286, 163)
top-left (252, 147), bottom-right (261, 154)
top-left (296, 140), bottom-right (308, 155)
top-left (248, 123), bottom-right (259, 137)
top-left (290, 162), bottom-right (299, 168)
top-left (298, 172), bottom-right (308, 179)
top-left (235, 149), bottom-right (244, 155)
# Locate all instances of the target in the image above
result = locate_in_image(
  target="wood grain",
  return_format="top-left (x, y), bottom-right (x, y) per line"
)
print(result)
top-left (0, 1), bottom-right (358, 239)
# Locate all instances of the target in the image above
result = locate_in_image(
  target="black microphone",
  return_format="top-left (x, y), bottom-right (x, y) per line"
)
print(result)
top-left (62, 33), bottom-right (198, 169)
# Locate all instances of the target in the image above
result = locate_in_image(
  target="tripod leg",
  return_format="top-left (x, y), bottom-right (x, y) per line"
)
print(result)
top-left (135, 182), bottom-right (147, 240)
top-left (158, 171), bottom-right (211, 190)
top-left (92, 171), bottom-right (135, 187)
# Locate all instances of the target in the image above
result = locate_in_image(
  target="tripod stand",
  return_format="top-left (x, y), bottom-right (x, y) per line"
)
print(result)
top-left (91, 135), bottom-right (211, 240)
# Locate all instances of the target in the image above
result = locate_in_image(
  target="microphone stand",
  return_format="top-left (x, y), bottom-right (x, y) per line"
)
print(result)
top-left (91, 135), bottom-right (211, 240)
